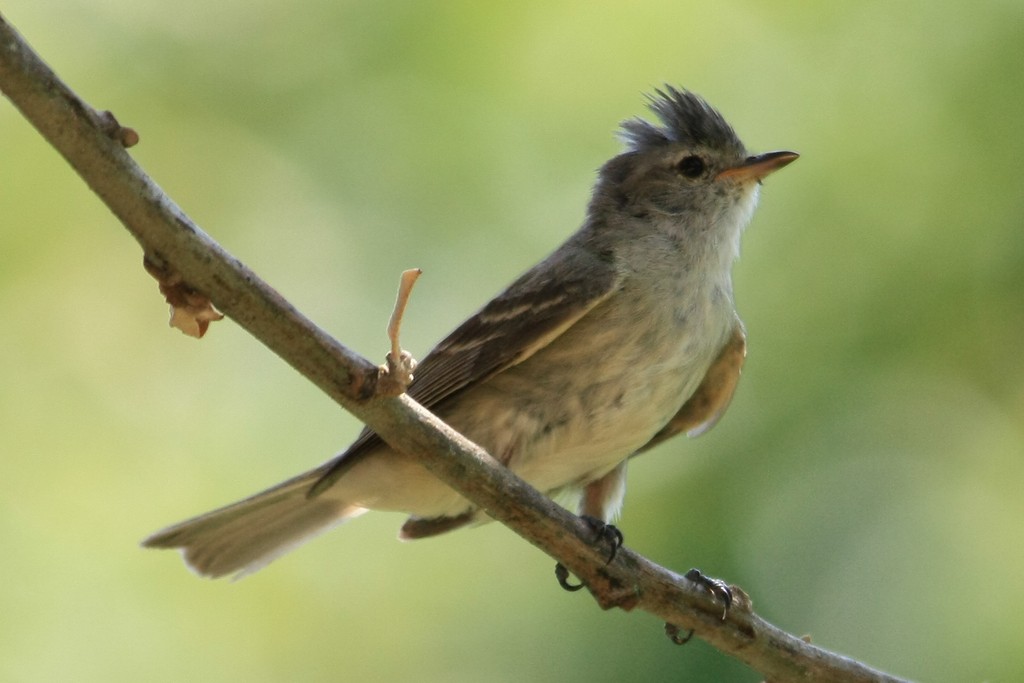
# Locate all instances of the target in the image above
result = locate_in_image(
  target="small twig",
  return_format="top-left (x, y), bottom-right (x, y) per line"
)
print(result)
top-left (388, 268), bottom-right (422, 361)
top-left (377, 268), bottom-right (422, 396)
top-left (97, 109), bottom-right (140, 148)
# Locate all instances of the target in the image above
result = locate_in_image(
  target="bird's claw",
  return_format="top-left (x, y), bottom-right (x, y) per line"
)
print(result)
top-left (555, 562), bottom-right (584, 591)
top-left (685, 568), bottom-right (733, 620)
top-left (665, 622), bottom-right (695, 645)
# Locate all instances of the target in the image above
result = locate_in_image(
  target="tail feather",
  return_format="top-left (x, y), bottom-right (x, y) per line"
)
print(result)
top-left (143, 469), bottom-right (366, 579)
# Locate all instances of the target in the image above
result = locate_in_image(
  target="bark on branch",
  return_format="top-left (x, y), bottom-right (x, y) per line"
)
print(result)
top-left (0, 14), bottom-right (906, 683)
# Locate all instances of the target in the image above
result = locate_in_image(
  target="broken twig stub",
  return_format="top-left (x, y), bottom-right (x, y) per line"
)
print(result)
top-left (377, 268), bottom-right (422, 396)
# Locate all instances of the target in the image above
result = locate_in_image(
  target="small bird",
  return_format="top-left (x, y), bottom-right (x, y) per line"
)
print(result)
top-left (144, 87), bottom-right (797, 578)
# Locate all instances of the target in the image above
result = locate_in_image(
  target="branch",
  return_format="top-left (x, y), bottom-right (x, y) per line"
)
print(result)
top-left (0, 14), bottom-right (906, 683)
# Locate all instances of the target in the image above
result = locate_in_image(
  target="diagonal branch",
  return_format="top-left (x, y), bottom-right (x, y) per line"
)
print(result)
top-left (0, 13), bottom-right (906, 683)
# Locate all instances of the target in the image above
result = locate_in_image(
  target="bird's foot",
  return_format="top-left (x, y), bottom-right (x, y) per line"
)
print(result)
top-left (581, 515), bottom-right (624, 564)
top-left (685, 568), bottom-right (733, 620)
top-left (664, 569), bottom-right (733, 644)
top-left (555, 516), bottom-right (625, 592)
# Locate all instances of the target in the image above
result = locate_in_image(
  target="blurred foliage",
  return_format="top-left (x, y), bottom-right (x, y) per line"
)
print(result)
top-left (1, 1), bottom-right (1022, 681)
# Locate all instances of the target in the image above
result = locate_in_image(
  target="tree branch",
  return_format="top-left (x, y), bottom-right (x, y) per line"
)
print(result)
top-left (0, 14), bottom-right (906, 683)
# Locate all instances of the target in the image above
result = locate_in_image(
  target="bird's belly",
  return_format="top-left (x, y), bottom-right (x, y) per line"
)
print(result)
top-left (494, 357), bottom-right (704, 492)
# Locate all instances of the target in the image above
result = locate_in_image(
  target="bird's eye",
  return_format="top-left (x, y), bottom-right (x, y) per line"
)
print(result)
top-left (676, 155), bottom-right (706, 178)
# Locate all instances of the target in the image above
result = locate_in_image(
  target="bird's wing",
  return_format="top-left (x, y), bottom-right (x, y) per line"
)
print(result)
top-left (632, 319), bottom-right (746, 455)
top-left (309, 246), bottom-right (622, 496)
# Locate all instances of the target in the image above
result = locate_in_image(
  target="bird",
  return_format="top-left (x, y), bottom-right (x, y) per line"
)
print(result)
top-left (143, 86), bottom-right (798, 579)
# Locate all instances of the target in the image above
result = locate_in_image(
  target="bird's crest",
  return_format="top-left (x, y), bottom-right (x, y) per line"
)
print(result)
top-left (619, 86), bottom-right (744, 154)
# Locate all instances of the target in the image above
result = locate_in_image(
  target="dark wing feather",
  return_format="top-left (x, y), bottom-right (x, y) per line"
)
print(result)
top-left (308, 245), bottom-right (622, 496)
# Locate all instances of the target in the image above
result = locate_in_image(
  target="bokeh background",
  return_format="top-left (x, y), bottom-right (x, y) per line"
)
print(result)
top-left (2, 1), bottom-right (1021, 681)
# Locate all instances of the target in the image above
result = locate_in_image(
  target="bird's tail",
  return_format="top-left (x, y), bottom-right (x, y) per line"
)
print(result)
top-left (142, 468), bottom-right (366, 579)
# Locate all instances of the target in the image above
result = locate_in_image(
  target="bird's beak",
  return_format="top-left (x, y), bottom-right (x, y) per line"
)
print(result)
top-left (716, 150), bottom-right (799, 183)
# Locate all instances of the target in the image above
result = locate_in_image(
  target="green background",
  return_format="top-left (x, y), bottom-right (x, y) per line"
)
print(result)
top-left (2, 2), bottom-right (1021, 681)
